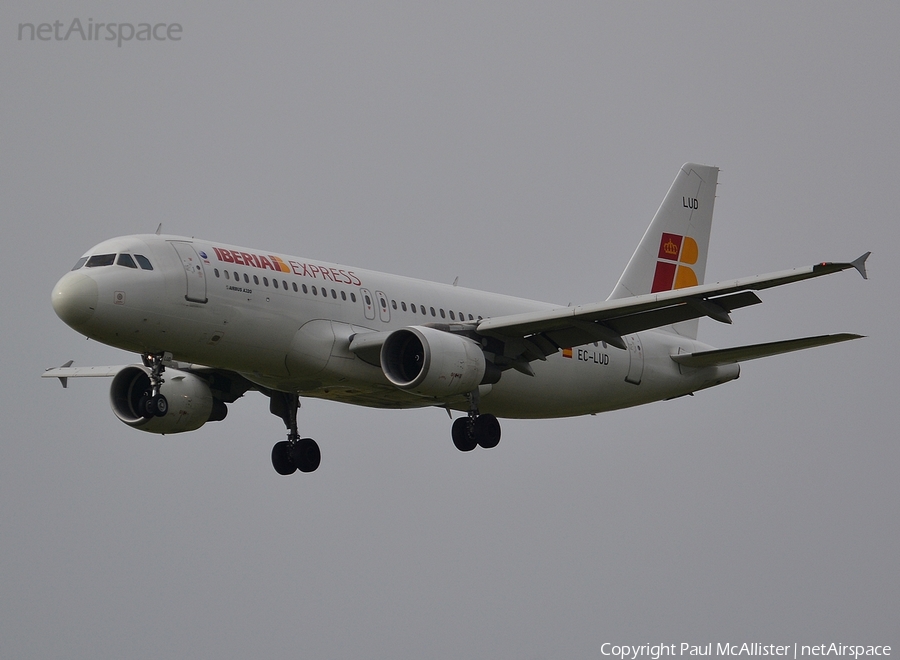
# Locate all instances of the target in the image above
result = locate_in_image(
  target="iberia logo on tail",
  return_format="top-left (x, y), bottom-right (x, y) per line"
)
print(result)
top-left (651, 233), bottom-right (699, 292)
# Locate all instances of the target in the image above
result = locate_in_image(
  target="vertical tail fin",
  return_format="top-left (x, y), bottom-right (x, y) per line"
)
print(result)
top-left (607, 163), bottom-right (719, 339)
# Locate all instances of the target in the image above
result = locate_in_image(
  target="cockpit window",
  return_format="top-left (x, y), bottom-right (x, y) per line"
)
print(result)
top-left (117, 254), bottom-right (138, 269)
top-left (134, 254), bottom-right (153, 270)
top-left (85, 254), bottom-right (116, 267)
top-left (71, 257), bottom-right (88, 271)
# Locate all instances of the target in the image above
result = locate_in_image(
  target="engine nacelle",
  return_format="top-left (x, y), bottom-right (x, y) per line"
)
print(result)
top-left (380, 326), bottom-right (487, 398)
top-left (110, 366), bottom-right (223, 434)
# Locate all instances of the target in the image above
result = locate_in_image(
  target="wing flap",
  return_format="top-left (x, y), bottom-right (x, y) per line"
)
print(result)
top-left (604, 291), bottom-right (762, 336)
top-left (671, 333), bottom-right (863, 368)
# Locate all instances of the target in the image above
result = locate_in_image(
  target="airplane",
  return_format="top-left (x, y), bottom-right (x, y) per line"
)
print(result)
top-left (44, 163), bottom-right (869, 475)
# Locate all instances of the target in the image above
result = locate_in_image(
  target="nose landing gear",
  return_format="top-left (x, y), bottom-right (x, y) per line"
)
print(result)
top-left (139, 352), bottom-right (170, 418)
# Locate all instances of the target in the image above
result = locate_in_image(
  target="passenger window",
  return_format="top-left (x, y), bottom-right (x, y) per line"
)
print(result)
top-left (233, 271), bottom-right (239, 281)
top-left (392, 300), bottom-right (397, 310)
top-left (401, 302), bottom-right (407, 312)
top-left (364, 294), bottom-right (372, 305)
top-left (253, 275), bottom-right (259, 285)
top-left (273, 279), bottom-right (279, 289)
top-left (331, 289), bottom-right (337, 299)
top-left (341, 291), bottom-right (347, 301)
top-left (116, 254), bottom-right (138, 268)
top-left (420, 305), bottom-right (426, 315)
top-left (86, 254), bottom-right (115, 267)
top-left (430, 307), bottom-right (436, 317)
top-left (293, 282), bottom-right (298, 292)
top-left (440, 309), bottom-right (446, 319)
top-left (351, 293), bottom-right (357, 303)
top-left (449, 311), bottom-right (456, 320)
top-left (302, 284), bottom-right (308, 294)
top-left (284, 281), bottom-right (289, 290)
top-left (71, 257), bottom-right (88, 271)
top-left (312, 286), bottom-right (317, 295)
top-left (225, 271), bottom-right (231, 280)
top-left (214, 269), bottom-right (220, 278)
top-left (263, 277), bottom-right (269, 286)
top-left (134, 255), bottom-right (153, 270)
top-left (245, 274), bottom-right (251, 284)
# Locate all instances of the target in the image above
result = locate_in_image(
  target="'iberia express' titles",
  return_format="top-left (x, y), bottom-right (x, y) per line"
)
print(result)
top-left (212, 247), bottom-right (361, 286)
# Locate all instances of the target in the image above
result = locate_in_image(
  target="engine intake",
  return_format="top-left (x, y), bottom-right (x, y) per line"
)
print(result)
top-left (380, 326), bottom-right (488, 397)
top-left (110, 366), bottom-right (222, 434)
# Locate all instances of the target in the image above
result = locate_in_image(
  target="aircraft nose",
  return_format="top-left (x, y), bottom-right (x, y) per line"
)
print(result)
top-left (51, 272), bottom-right (98, 328)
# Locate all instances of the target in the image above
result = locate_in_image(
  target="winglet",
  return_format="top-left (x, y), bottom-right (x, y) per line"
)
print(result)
top-left (46, 360), bottom-right (75, 388)
top-left (851, 252), bottom-right (870, 280)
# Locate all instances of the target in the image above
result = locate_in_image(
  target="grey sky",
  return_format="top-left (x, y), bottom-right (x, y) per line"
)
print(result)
top-left (1, 2), bottom-right (897, 658)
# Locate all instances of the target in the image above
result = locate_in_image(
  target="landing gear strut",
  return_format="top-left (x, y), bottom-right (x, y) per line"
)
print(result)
top-left (269, 392), bottom-right (320, 475)
top-left (451, 390), bottom-right (501, 452)
top-left (139, 352), bottom-right (170, 418)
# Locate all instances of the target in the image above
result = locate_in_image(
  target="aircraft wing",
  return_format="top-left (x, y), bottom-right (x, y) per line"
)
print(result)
top-left (475, 253), bottom-right (870, 364)
top-left (42, 362), bottom-right (126, 387)
top-left (42, 360), bottom-right (238, 388)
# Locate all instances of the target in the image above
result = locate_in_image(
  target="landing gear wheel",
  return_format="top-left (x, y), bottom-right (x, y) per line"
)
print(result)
top-left (152, 394), bottom-right (168, 417)
top-left (291, 438), bottom-right (321, 473)
top-left (452, 417), bottom-right (477, 452)
top-left (139, 394), bottom-right (169, 418)
top-left (474, 414), bottom-right (501, 449)
top-left (272, 440), bottom-right (297, 475)
top-left (268, 392), bottom-right (322, 475)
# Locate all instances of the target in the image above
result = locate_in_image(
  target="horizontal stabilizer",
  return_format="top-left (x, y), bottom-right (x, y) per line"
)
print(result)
top-left (671, 333), bottom-right (863, 368)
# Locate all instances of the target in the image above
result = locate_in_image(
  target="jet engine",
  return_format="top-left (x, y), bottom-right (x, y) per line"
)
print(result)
top-left (109, 366), bottom-right (226, 434)
top-left (380, 326), bottom-right (490, 397)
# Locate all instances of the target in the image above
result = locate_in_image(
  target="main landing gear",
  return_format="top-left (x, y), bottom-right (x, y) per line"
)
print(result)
top-left (451, 390), bottom-right (501, 452)
top-left (139, 352), bottom-right (169, 418)
top-left (269, 392), bottom-right (320, 475)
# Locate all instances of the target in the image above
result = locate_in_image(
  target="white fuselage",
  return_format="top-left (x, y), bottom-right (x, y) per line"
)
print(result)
top-left (52, 234), bottom-right (739, 418)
